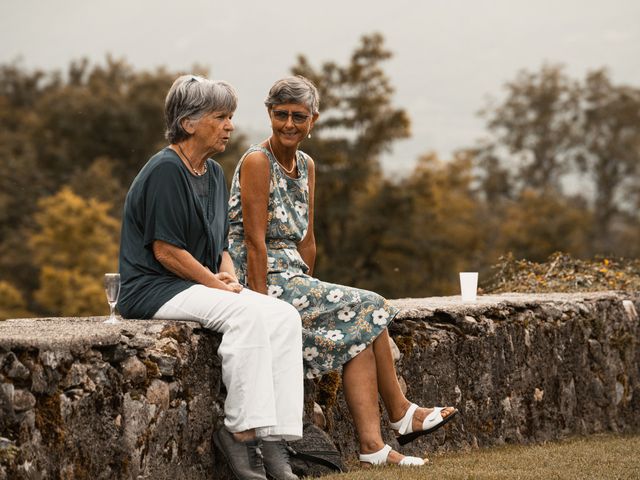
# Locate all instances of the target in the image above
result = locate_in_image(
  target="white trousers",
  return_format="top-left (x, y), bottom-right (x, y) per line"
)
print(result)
top-left (154, 285), bottom-right (303, 440)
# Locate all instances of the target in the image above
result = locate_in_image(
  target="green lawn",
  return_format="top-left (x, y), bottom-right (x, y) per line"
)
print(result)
top-left (316, 434), bottom-right (640, 480)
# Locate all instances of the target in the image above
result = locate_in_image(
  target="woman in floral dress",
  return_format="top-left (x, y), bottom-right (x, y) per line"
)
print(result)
top-left (228, 76), bottom-right (457, 467)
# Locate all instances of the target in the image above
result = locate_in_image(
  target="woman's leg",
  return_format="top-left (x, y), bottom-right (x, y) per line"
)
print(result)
top-left (234, 289), bottom-right (303, 480)
top-left (154, 285), bottom-right (297, 436)
top-left (154, 285), bottom-right (305, 480)
top-left (342, 344), bottom-right (407, 464)
top-left (239, 289), bottom-right (303, 441)
top-left (372, 328), bottom-right (456, 429)
top-left (372, 329), bottom-right (411, 418)
top-left (342, 345), bottom-right (382, 453)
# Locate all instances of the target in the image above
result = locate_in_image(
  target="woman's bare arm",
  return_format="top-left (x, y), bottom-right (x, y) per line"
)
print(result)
top-left (297, 157), bottom-right (316, 275)
top-left (152, 240), bottom-right (241, 292)
top-left (239, 151), bottom-right (271, 294)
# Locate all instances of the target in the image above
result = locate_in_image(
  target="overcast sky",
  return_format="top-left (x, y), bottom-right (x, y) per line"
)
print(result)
top-left (2, 0), bottom-right (639, 175)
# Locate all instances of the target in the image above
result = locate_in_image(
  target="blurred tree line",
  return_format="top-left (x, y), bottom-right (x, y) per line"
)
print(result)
top-left (0, 33), bottom-right (639, 319)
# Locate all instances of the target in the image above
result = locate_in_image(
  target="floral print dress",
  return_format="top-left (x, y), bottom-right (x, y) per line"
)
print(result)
top-left (228, 145), bottom-right (398, 378)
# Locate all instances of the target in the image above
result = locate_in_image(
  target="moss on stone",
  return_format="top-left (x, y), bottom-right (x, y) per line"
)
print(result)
top-left (0, 442), bottom-right (19, 463)
top-left (160, 324), bottom-right (190, 344)
top-left (143, 359), bottom-right (160, 382)
top-left (610, 333), bottom-right (635, 361)
top-left (589, 314), bottom-right (605, 339)
top-left (394, 335), bottom-right (414, 357)
top-left (316, 371), bottom-right (341, 409)
top-left (71, 459), bottom-right (91, 480)
top-left (34, 391), bottom-right (65, 446)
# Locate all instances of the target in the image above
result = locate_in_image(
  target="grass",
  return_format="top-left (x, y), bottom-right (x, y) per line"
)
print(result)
top-left (316, 434), bottom-right (640, 480)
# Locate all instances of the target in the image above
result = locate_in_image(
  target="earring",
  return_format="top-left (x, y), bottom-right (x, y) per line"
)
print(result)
top-left (308, 133), bottom-right (312, 139)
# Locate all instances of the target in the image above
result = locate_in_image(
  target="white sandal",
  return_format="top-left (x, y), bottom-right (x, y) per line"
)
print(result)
top-left (359, 444), bottom-right (426, 467)
top-left (390, 403), bottom-right (458, 445)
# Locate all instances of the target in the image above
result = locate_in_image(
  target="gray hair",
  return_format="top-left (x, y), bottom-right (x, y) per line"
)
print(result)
top-left (165, 74), bottom-right (238, 144)
top-left (264, 75), bottom-right (320, 115)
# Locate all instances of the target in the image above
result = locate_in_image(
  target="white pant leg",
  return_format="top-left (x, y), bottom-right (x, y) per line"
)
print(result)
top-left (240, 289), bottom-right (304, 441)
top-left (153, 285), bottom-right (303, 440)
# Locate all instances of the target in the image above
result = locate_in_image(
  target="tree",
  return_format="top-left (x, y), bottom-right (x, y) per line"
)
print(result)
top-left (0, 281), bottom-right (31, 320)
top-left (347, 152), bottom-right (486, 297)
top-left (496, 189), bottom-right (592, 262)
top-left (400, 152), bottom-right (485, 295)
top-left (29, 187), bottom-right (120, 316)
top-left (31, 57), bottom-right (175, 188)
top-left (290, 33), bottom-right (411, 283)
top-left (0, 132), bottom-right (43, 297)
top-left (68, 156), bottom-right (126, 215)
top-left (479, 64), bottom-right (640, 260)
top-left (0, 58), bottom-right (250, 311)
top-left (576, 69), bottom-right (640, 253)
top-left (480, 64), bottom-right (581, 192)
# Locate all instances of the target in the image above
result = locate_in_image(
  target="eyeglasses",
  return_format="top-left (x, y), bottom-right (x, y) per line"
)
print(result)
top-left (271, 109), bottom-right (311, 124)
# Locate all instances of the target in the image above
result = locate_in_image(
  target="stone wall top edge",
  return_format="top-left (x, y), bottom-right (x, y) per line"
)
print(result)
top-left (1, 291), bottom-right (636, 349)
top-left (0, 317), bottom-right (202, 350)
top-left (390, 291), bottom-right (635, 319)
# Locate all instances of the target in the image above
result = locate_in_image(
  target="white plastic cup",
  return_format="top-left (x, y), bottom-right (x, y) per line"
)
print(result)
top-left (459, 272), bottom-right (478, 302)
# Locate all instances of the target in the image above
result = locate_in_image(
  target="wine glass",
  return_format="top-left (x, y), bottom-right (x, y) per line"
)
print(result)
top-left (104, 273), bottom-right (121, 324)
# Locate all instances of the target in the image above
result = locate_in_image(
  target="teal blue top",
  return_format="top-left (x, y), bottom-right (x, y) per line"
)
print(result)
top-left (118, 147), bottom-right (229, 318)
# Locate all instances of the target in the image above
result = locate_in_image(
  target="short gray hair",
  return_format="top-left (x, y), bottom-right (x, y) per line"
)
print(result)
top-left (165, 74), bottom-right (238, 144)
top-left (264, 75), bottom-right (320, 115)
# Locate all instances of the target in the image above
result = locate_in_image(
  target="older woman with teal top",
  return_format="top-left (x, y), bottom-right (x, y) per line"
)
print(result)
top-left (228, 76), bottom-right (458, 467)
top-left (119, 75), bottom-right (303, 480)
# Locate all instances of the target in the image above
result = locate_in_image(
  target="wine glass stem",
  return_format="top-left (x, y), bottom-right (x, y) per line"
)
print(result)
top-left (109, 303), bottom-right (116, 320)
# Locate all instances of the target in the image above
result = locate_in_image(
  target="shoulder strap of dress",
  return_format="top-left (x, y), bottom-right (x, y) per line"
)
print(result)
top-left (297, 150), bottom-right (310, 177)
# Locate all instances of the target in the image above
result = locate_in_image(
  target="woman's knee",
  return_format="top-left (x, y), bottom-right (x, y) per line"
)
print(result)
top-left (260, 296), bottom-right (300, 324)
top-left (223, 302), bottom-right (271, 341)
top-left (277, 302), bottom-right (302, 334)
top-left (345, 343), bottom-right (375, 370)
top-left (282, 301), bottom-right (301, 322)
top-left (373, 328), bottom-right (390, 344)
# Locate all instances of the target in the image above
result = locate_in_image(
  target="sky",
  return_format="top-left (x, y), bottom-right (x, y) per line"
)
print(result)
top-left (2, 0), bottom-right (639, 175)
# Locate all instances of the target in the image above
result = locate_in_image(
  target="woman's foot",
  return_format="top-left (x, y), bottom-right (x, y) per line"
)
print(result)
top-left (359, 444), bottom-right (427, 467)
top-left (262, 440), bottom-right (299, 480)
top-left (390, 403), bottom-right (459, 445)
top-left (213, 428), bottom-right (267, 480)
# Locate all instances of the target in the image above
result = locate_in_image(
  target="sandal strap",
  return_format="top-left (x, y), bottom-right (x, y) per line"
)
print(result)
top-left (389, 403), bottom-right (418, 435)
top-left (358, 444), bottom-right (392, 465)
top-left (423, 407), bottom-right (445, 429)
top-left (399, 455), bottom-right (426, 466)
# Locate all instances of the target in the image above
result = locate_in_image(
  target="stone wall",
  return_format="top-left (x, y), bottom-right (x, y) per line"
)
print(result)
top-left (320, 292), bottom-right (640, 462)
top-left (1, 292), bottom-right (639, 479)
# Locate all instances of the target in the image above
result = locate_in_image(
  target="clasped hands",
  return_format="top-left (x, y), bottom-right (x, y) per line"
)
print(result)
top-left (215, 271), bottom-right (243, 293)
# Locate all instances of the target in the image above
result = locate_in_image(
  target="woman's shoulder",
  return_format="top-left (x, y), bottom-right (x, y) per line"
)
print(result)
top-left (246, 144), bottom-right (270, 154)
top-left (148, 147), bottom-right (183, 172)
top-left (239, 144), bottom-right (271, 168)
top-left (134, 148), bottom-right (178, 177)
top-left (242, 144), bottom-right (270, 161)
top-left (127, 148), bottom-right (185, 195)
